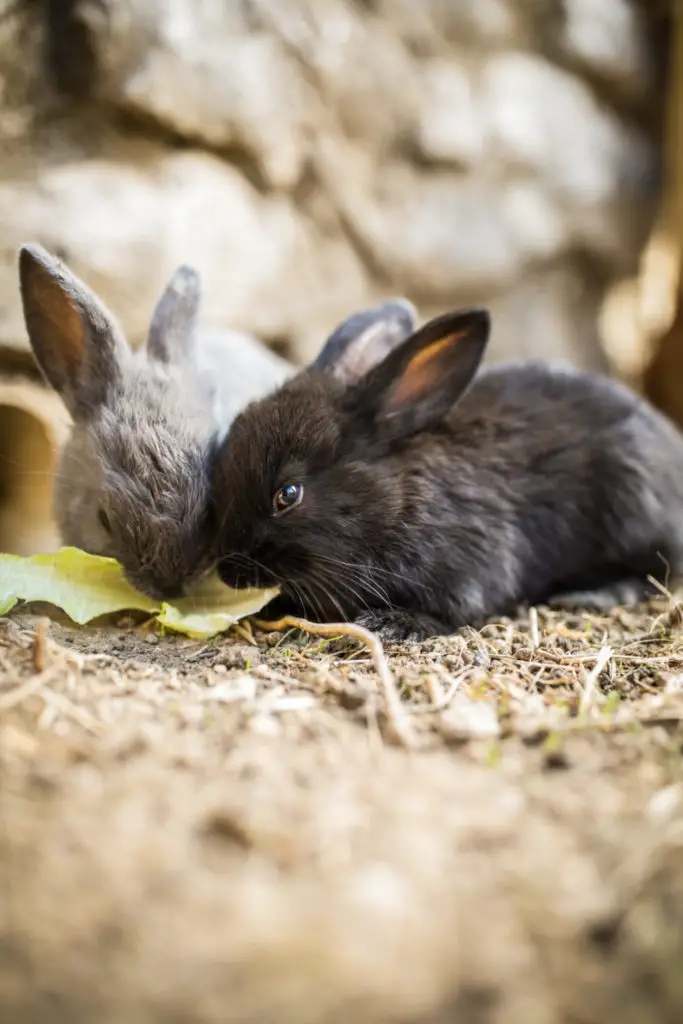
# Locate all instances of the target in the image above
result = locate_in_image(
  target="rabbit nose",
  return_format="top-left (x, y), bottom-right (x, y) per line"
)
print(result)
top-left (125, 565), bottom-right (186, 602)
top-left (140, 578), bottom-right (185, 601)
top-left (218, 559), bottom-right (256, 589)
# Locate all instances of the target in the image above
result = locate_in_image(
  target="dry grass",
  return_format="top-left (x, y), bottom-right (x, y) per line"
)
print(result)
top-left (1, 593), bottom-right (683, 1022)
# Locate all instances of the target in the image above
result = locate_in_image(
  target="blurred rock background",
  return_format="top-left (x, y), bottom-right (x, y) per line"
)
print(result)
top-left (0, 0), bottom-right (675, 555)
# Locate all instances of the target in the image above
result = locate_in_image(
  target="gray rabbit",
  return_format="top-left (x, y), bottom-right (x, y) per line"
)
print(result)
top-left (18, 243), bottom-right (292, 599)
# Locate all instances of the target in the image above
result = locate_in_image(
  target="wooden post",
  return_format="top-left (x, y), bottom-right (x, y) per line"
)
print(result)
top-left (0, 377), bottom-right (70, 555)
top-left (643, 1), bottom-right (683, 425)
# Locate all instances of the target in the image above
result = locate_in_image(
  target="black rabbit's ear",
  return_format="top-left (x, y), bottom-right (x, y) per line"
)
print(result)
top-left (351, 309), bottom-right (490, 440)
top-left (311, 298), bottom-right (417, 385)
top-left (146, 264), bottom-right (201, 364)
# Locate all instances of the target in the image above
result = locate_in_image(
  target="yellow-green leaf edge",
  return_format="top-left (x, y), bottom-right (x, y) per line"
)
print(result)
top-left (0, 547), bottom-right (278, 640)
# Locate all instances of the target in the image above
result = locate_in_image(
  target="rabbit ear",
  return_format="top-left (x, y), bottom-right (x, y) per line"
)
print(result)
top-left (311, 298), bottom-right (418, 385)
top-left (146, 264), bottom-right (201, 364)
top-left (19, 243), bottom-right (127, 419)
top-left (349, 309), bottom-right (490, 440)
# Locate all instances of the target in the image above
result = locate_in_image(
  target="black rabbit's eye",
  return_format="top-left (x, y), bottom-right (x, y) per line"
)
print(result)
top-left (272, 483), bottom-right (304, 516)
top-left (98, 508), bottom-right (112, 533)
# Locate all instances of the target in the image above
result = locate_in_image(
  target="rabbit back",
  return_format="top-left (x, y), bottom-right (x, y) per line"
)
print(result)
top-left (407, 362), bottom-right (683, 618)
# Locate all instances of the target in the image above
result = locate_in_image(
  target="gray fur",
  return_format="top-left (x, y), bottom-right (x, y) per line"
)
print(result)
top-left (193, 327), bottom-right (293, 437)
top-left (146, 264), bottom-right (201, 365)
top-left (19, 243), bottom-right (293, 599)
top-left (18, 243), bottom-right (130, 418)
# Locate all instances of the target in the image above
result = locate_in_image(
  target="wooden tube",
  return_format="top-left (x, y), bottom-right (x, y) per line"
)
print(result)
top-left (0, 377), bottom-right (70, 555)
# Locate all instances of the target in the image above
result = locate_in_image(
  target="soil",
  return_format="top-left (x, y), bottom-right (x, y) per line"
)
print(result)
top-left (1, 596), bottom-right (683, 1023)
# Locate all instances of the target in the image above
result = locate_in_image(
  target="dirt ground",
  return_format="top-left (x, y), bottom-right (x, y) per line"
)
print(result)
top-left (1, 596), bottom-right (683, 1024)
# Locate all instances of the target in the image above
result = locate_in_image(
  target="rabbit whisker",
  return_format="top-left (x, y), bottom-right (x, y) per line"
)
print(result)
top-left (315, 552), bottom-right (429, 594)
top-left (287, 578), bottom-right (311, 618)
top-left (314, 559), bottom-right (391, 611)
top-left (300, 577), bottom-right (331, 623)
top-left (303, 568), bottom-right (348, 621)
top-left (287, 574), bottom-right (319, 620)
top-left (308, 563), bottom-right (379, 618)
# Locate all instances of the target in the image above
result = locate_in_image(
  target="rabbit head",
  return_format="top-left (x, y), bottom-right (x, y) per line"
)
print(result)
top-left (19, 243), bottom-right (217, 600)
top-left (210, 301), bottom-right (488, 619)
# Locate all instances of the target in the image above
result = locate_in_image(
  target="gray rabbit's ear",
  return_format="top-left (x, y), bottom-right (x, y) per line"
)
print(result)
top-left (310, 298), bottom-right (418, 385)
top-left (19, 243), bottom-right (127, 419)
top-left (146, 264), bottom-right (201, 364)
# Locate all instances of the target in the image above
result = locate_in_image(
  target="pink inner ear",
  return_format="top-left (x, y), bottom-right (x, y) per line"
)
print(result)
top-left (34, 268), bottom-right (85, 376)
top-left (387, 330), bottom-right (467, 407)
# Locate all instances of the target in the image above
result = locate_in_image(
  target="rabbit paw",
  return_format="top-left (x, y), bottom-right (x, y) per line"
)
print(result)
top-left (354, 609), bottom-right (449, 643)
top-left (548, 578), bottom-right (659, 613)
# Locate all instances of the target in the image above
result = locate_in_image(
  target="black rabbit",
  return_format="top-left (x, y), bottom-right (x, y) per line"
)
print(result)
top-left (210, 301), bottom-right (683, 640)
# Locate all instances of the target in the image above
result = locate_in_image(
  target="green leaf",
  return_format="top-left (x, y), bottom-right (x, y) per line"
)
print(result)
top-left (158, 576), bottom-right (279, 639)
top-left (0, 548), bottom-right (158, 622)
top-left (0, 547), bottom-right (278, 639)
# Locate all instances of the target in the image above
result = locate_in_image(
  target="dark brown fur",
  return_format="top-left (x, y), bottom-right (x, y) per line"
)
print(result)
top-left (211, 306), bottom-right (683, 641)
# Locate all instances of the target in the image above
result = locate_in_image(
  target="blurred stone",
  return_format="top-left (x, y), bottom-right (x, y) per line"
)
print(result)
top-left (0, 1), bottom-right (45, 150)
top-left (0, 0), bottom-right (665, 374)
top-left (418, 262), bottom-right (611, 373)
top-left (482, 50), bottom-right (655, 268)
top-left (500, 182), bottom-right (567, 262)
top-left (485, 265), bottom-right (611, 372)
top-left (436, 0), bottom-right (519, 46)
top-left (317, 139), bottom-right (522, 297)
top-left (79, 0), bottom-right (317, 190)
top-left (0, 146), bottom-right (368, 363)
top-left (560, 0), bottom-right (653, 100)
top-left (375, 0), bottom-right (520, 48)
top-left (483, 51), bottom-right (647, 194)
top-left (415, 60), bottom-right (485, 168)
top-left (254, 0), bottom-right (421, 148)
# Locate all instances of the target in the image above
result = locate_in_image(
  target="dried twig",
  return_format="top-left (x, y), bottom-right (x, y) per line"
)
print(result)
top-left (230, 621), bottom-right (258, 646)
top-left (0, 666), bottom-right (61, 713)
top-left (646, 601), bottom-right (683, 638)
top-left (32, 618), bottom-right (48, 673)
top-left (39, 687), bottom-right (105, 735)
top-left (414, 666), bottom-right (468, 715)
top-left (579, 645), bottom-right (613, 715)
top-left (647, 574), bottom-right (672, 600)
top-left (252, 615), bottom-right (414, 745)
top-left (529, 607), bottom-right (540, 650)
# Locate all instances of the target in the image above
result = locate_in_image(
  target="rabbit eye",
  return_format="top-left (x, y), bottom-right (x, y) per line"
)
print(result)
top-left (98, 508), bottom-right (112, 533)
top-left (272, 483), bottom-right (304, 516)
